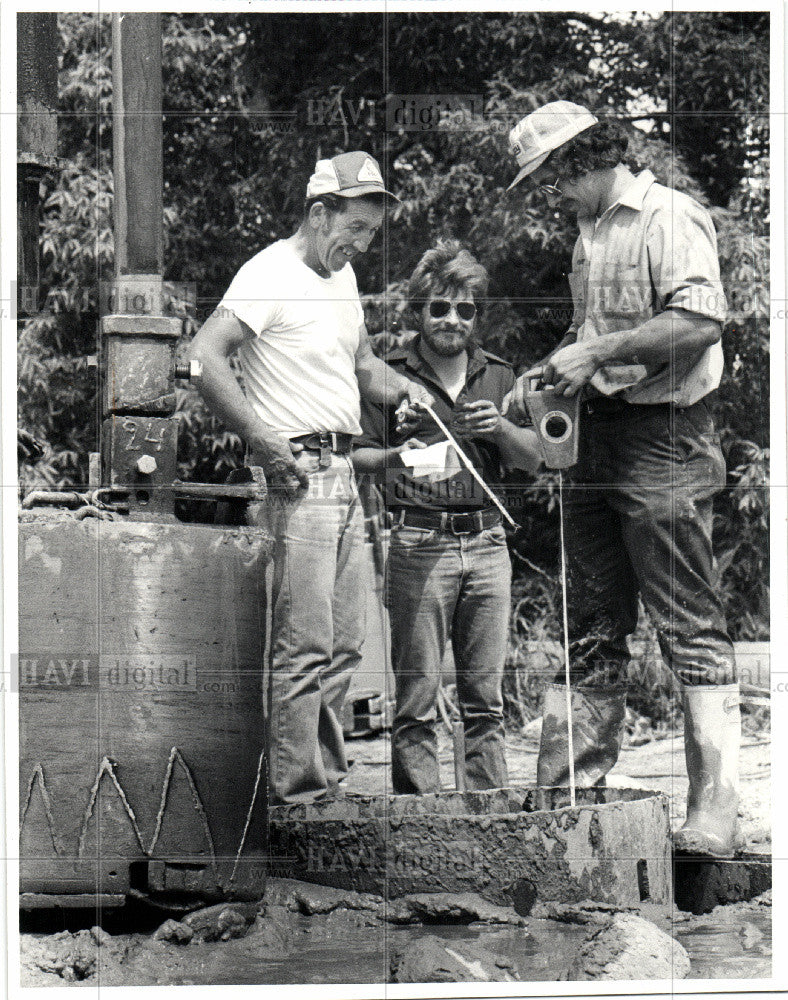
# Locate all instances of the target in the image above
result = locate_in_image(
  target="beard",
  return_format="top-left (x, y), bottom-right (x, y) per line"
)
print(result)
top-left (422, 328), bottom-right (472, 357)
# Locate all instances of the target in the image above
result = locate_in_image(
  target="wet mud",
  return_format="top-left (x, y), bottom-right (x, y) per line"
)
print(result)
top-left (19, 883), bottom-right (771, 987)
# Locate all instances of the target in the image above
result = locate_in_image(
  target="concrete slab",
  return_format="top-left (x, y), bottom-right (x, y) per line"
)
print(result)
top-left (673, 851), bottom-right (772, 914)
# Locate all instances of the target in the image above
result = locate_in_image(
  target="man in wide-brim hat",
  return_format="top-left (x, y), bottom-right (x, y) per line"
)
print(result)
top-left (506, 101), bottom-right (741, 857)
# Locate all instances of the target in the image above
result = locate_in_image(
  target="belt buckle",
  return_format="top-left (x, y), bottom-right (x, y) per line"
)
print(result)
top-left (318, 434), bottom-right (332, 469)
top-left (450, 512), bottom-right (473, 535)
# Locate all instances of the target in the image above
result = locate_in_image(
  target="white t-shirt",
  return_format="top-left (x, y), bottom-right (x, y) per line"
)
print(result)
top-left (218, 240), bottom-right (364, 436)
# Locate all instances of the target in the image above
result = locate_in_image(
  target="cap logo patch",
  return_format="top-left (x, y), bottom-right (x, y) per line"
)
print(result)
top-left (357, 157), bottom-right (383, 184)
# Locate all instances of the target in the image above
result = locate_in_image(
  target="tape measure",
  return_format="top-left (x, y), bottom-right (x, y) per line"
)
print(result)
top-left (414, 401), bottom-right (516, 529)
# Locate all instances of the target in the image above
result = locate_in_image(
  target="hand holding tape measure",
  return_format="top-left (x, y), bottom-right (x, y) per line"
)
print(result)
top-left (521, 368), bottom-right (582, 471)
top-left (527, 334), bottom-right (601, 398)
top-left (399, 398), bottom-right (516, 528)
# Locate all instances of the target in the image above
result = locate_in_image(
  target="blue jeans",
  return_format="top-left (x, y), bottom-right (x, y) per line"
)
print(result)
top-left (562, 399), bottom-right (736, 689)
top-left (385, 522), bottom-right (511, 794)
top-left (260, 451), bottom-right (366, 804)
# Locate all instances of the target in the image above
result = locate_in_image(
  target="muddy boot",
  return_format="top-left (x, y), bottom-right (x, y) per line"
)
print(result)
top-left (536, 683), bottom-right (627, 792)
top-left (673, 683), bottom-right (744, 857)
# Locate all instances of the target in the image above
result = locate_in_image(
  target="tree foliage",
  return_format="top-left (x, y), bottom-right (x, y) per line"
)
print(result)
top-left (18, 11), bottom-right (769, 637)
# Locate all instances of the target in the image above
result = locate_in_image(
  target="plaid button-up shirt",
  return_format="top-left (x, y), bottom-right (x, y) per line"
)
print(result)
top-left (569, 169), bottom-right (727, 405)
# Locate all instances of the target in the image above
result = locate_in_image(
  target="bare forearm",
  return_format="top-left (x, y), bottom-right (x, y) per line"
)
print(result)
top-left (356, 351), bottom-right (411, 406)
top-left (190, 353), bottom-right (259, 443)
top-left (188, 311), bottom-right (307, 495)
top-left (532, 309), bottom-right (722, 396)
top-left (351, 445), bottom-right (404, 474)
top-left (494, 421), bottom-right (543, 474)
top-left (188, 316), bottom-right (290, 458)
top-left (590, 310), bottom-right (721, 371)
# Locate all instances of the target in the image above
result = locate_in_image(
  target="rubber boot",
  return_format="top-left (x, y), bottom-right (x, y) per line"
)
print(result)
top-left (536, 683), bottom-right (627, 788)
top-left (673, 683), bottom-right (744, 857)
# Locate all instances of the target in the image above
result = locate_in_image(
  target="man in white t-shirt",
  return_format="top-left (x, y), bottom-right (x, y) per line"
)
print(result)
top-left (189, 151), bottom-right (430, 804)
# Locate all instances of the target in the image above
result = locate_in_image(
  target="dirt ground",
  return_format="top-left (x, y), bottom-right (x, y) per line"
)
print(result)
top-left (19, 880), bottom-right (772, 987)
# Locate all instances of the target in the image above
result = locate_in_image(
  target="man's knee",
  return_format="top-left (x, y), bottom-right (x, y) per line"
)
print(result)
top-left (658, 634), bottom-right (736, 687)
top-left (567, 593), bottom-right (638, 647)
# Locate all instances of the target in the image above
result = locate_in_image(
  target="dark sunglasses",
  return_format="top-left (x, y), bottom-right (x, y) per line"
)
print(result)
top-left (428, 299), bottom-right (476, 321)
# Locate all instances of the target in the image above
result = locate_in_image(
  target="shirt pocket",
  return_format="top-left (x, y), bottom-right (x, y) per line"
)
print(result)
top-left (599, 261), bottom-right (651, 322)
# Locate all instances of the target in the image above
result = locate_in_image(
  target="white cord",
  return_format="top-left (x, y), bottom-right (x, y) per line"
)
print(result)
top-left (558, 469), bottom-right (576, 807)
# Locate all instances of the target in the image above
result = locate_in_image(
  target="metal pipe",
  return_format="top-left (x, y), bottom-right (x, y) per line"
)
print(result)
top-left (73, 507), bottom-right (115, 521)
top-left (22, 490), bottom-right (87, 510)
top-left (172, 482), bottom-right (268, 502)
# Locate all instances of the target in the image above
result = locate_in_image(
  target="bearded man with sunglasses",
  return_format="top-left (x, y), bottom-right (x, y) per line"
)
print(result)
top-left (506, 102), bottom-right (741, 857)
top-left (353, 240), bottom-right (541, 794)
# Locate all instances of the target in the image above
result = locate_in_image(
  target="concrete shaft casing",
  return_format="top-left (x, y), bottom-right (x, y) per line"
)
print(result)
top-left (268, 786), bottom-right (672, 905)
top-left (19, 517), bottom-right (272, 902)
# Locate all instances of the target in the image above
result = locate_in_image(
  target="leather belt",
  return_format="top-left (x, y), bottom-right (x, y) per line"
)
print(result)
top-left (392, 507), bottom-right (501, 535)
top-left (583, 396), bottom-right (672, 416)
top-left (289, 432), bottom-right (354, 455)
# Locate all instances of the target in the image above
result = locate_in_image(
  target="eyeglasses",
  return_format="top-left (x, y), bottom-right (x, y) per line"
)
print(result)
top-left (538, 177), bottom-right (562, 197)
top-left (428, 299), bottom-right (476, 321)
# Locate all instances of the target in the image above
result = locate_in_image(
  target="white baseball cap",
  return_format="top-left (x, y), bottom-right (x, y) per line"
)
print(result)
top-left (306, 151), bottom-right (400, 201)
top-left (507, 101), bottom-right (599, 191)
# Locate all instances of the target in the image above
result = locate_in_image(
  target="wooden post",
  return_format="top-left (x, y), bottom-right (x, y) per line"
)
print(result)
top-left (17, 13), bottom-right (58, 312)
top-left (111, 13), bottom-right (163, 313)
top-left (104, 14), bottom-right (182, 509)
